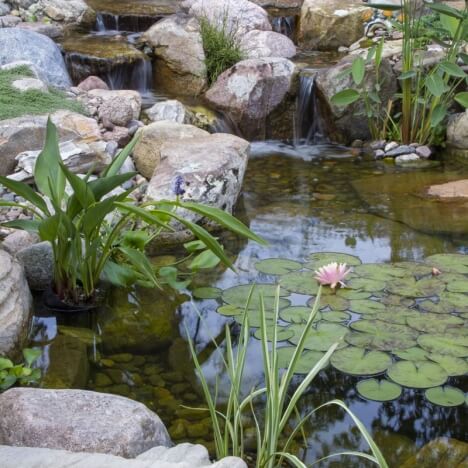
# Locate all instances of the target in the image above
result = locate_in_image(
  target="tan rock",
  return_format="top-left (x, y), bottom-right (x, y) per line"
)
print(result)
top-left (427, 180), bottom-right (468, 199)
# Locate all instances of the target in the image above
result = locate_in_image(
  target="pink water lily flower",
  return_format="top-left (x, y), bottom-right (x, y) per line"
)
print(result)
top-left (314, 262), bottom-right (352, 289)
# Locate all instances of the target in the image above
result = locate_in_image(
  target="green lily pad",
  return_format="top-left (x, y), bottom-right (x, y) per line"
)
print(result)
top-left (418, 333), bottom-right (468, 357)
top-left (316, 295), bottom-right (350, 311)
top-left (280, 271), bottom-right (320, 295)
top-left (418, 300), bottom-right (454, 314)
top-left (393, 262), bottom-right (434, 277)
top-left (321, 311), bottom-right (351, 323)
top-left (305, 252), bottom-right (361, 270)
top-left (379, 307), bottom-right (421, 325)
top-left (253, 326), bottom-right (294, 342)
top-left (222, 284), bottom-right (289, 310)
top-left (379, 295), bottom-right (415, 307)
top-left (354, 263), bottom-right (407, 282)
top-left (289, 322), bottom-right (348, 351)
top-left (356, 378), bottom-right (402, 401)
top-left (192, 287), bottom-right (222, 300)
top-left (394, 347), bottom-right (428, 361)
top-left (280, 306), bottom-right (321, 324)
top-left (439, 292), bottom-right (468, 312)
top-left (425, 386), bottom-right (465, 407)
top-left (425, 254), bottom-right (468, 274)
top-left (348, 320), bottom-right (418, 351)
top-left (349, 299), bottom-right (386, 315)
top-left (387, 361), bottom-right (448, 388)
top-left (427, 353), bottom-right (468, 376)
top-left (446, 280), bottom-right (468, 293)
top-left (331, 346), bottom-right (392, 376)
top-left (386, 277), bottom-right (435, 298)
top-left (276, 347), bottom-right (326, 374)
top-left (415, 277), bottom-right (446, 297)
top-left (255, 258), bottom-right (303, 275)
top-left (407, 313), bottom-right (464, 333)
top-left (217, 304), bottom-right (243, 316)
top-left (347, 278), bottom-right (386, 292)
top-left (234, 314), bottom-right (276, 329)
top-left (336, 288), bottom-right (371, 300)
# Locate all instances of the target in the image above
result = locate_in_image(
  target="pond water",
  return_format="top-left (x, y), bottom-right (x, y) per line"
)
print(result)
top-left (30, 142), bottom-right (468, 467)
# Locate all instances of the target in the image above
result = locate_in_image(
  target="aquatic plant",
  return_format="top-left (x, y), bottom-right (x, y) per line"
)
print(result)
top-left (332, 1), bottom-right (468, 145)
top-left (314, 262), bottom-right (352, 289)
top-left (187, 285), bottom-right (389, 467)
top-left (0, 119), bottom-right (265, 304)
top-left (0, 348), bottom-right (41, 391)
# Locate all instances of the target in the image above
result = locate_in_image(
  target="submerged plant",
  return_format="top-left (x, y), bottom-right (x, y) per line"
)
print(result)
top-left (0, 348), bottom-right (41, 391)
top-left (187, 285), bottom-right (388, 467)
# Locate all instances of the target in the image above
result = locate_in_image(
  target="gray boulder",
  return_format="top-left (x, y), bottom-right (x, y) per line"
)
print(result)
top-left (0, 2), bottom-right (10, 15)
top-left (0, 388), bottom-right (172, 457)
top-left (145, 100), bottom-right (189, 124)
top-left (205, 57), bottom-right (295, 140)
top-left (17, 241), bottom-right (53, 290)
top-left (16, 22), bottom-right (63, 40)
top-left (0, 28), bottom-right (71, 88)
top-left (240, 30), bottom-right (296, 59)
top-left (0, 249), bottom-right (32, 358)
top-left (0, 15), bottom-right (21, 27)
top-left (447, 110), bottom-right (468, 152)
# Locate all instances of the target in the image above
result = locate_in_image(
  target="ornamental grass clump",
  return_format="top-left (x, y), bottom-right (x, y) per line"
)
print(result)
top-left (187, 284), bottom-right (388, 467)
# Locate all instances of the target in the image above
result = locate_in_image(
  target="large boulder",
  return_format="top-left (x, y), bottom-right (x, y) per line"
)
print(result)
top-left (0, 28), bottom-right (71, 88)
top-left (447, 110), bottom-right (468, 156)
top-left (0, 110), bottom-right (102, 176)
top-left (0, 249), bottom-right (32, 358)
top-left (240, 30), bottom-right (296, 59)
top-left (37, 0), bottom-right (95, 25)
top-left (132, 121), bottom-right (209, 179)
top-left (145, 133), bottom-right (249, 246)
top-left (182, 0), bottom-right (271, 36)
top-left (0, 388), bottom-right (171, 457)
top-left (205, 57), bottom-right (295, 140)
top-left (16, 241), bottom-right (53, 290)
top-left (299, 0), bottom-right (372, 50)
top-left (315, 56), bottom-right (397, 143)
top-left (143, 14), bottom-right (207, 96)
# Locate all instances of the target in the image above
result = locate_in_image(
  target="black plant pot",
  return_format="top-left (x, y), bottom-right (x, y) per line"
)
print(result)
top-left (43, 285), bottom-right (99, 313)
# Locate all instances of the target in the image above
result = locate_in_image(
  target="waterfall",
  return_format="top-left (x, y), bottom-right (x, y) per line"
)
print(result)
top-left (93, 12), bottom-right (159, 33)
top-left (272, 16), bottom-right (296, 39)
top-left (105, 58), bottom-right (152, 94)
top-left (294, 73), bottom-right (328, 145)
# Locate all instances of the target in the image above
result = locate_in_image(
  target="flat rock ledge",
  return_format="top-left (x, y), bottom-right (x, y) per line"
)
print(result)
top-left (427, 180), bottom-right (468, 199)
top-left (0, 444), bottom-right (247, 468)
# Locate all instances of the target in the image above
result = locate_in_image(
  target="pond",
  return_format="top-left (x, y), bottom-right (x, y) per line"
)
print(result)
top-left (30, 142), bottom-right (468, 467)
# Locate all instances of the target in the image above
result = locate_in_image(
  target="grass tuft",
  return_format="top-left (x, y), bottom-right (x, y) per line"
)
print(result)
top-left (0, 66), bottom-right (84, 121)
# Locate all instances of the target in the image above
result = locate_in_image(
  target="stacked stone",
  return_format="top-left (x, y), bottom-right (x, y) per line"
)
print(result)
top-left (371, 140), bottom-right (433, 164)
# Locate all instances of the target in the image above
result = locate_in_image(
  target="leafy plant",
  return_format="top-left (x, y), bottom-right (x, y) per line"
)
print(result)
top-left (332, 1), bottom-right (468, 145)
top-left (187, 285), bottom-right (388, 467)
top-left (200, 14), bottom-right (245, 85)
top-left (0, 119), bottom-right (266, 304)
top-left (0, 348), bottom-right (42, 391)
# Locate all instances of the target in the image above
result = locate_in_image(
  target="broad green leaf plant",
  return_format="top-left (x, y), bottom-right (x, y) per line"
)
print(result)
top-left (187, 286), bottom-right (388, 468)
top-left (0, 119), bottom-right (265, 304)
top-left (332, 1), bottom-right (468, 146)
top-left (0, 348), bottom-right (42, 391)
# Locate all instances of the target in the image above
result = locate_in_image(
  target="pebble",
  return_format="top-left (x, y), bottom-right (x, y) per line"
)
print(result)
top-left (374, 149), bottom-right (385, 159)
top-left (395, 153), bottom-right (420, 164)
top-left (370, 139), bottom-right (386, 150)
top-left (416, 145), bottom-right (432, 159)
top-left (386, 145), bottom-right (413, 157)
top-left (384, 141), bottom-right (399, 152)
top-left (109, 353), bottom-right (133, 363)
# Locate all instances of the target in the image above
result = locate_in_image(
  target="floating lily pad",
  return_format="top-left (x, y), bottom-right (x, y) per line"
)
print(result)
top-left (425, 386), bottom-right (465, 407)
top-left (407, 313), bottom-right (464, 334)
top-left (348, 320), bottom-right (418, 351)
top-left (349, 299), bottom-right (386, 315)
top-left (425, 254), bottom-right (468, 274)
top-left (321, 311), bottom-right (351, 323)
top-left (280, 271), bottom-right (319, 295)
top-left (379, 307), bottom-right (421, 325)
top-left (331, 346), bottom-right (392, 376)
top-left (418, 300), bottom-right (454, 314)
top-left (427, 353), bottom-right (468, 376)
top-left (309, 295), bottom-right (349, 311)
top-left (415, 277), bottom-right (447, 297)
top-left (289, 322), bottom-right (348, 351)
top-left (439, 292), bottom-right (468, 312)
top-left (394, 262), bottom-right (434, 277)
top-left (276, 347), bottom-right (326, 374)
top-left (222, 284), bottom-right (289, 310)
top-left (379, 295), bottom-right (415, 307)
top-left (386, 277), bottom-right (420, 298)
top-left (192, 287), bottom-right (222, 300)
top-left (255, 258), bottom-right (302, 275)
top-left (253, 326), bottom-right (294, 342)
top-left (418, 334), bottom-right (468, 357)
top-left (347, 278), bottom-right (386, 292)
top-left (336, 288), bottom-right (371, 300)
top-left (217, 304), bottom-right (243, 316)
top-left (234, 313), bottom-right (276, 329)
top-left (387, 361), bottom-right (448, 388)
top-left (446, 280), bottom-right (468, 293)
top-left (280, 306), bottom-right (321, 324)
top-left (357, 378), bottom-right (402, 401)
top-left (305, 252), bottom-right (361, 270)
top-left (394, 347), bottom-right (428, 361)
top-left (354, 263), bottom-right (407, 282)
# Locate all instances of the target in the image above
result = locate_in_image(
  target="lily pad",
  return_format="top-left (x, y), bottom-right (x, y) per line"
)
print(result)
top-left (357, 378), bottom-right (402, 401)
top-left (192, 287), bottom-right (222, 300)
top-left (415, 277), bottom-right (446, 297)
top-left (222, 284), bottom-right (289, 310)
top-left (321, 311), bottom-right (351, 323)
top-left (234, 313), bottom-right (276, 329)
top-left (289, 322), bottom-right (348, 351)
top-left (446, 280), bottom-right (468, 293)
top-left (354, 263), bottom-right (407, 282)
top-left (379, 307), bottom-right (421, 325)
top-left (407, 313), bottom-right (464, 334)
top-left (336, 288), bottom-right (371, 300)
top-left (276, 347), bottom-right (326, 374)
top-left (331, 346), bottom-right (392, 376)
top-left (347, 278), bottom-right (386, 292)
top-left (387, 361), bottom-right (448, 388)
top-left (394, 262), bottom-right (434, 277)
top-left (349, 299), bottom-right (386, 315)
top-left (255, 258), bottom-right (302, 275)
top-left (348, 320), bottom-right (418, 351)
top-left (425, 386), bottom-right (465, 407)
top-left (305, 252), bottom-right (361, 270)
top-left (217, 304), bottom-right (243, 316)
top-left (425, 254), bottom-right (468, 274)
top-left (394, 347), bottom-right (428, 361)
top-left (439, 292), bottom-right (468, 312)
top-left (253, 326), bottom-right (294, 342)
top-left (280, 306), bottom-right (321, 324)
top-left (280, 271), bottom-right (319, 295)
top-left (418, 300), bottom-right (455, 314)
top-left (318, 295), bottom-right (350, 311)
top-left (427, 353), bottom-right (468, 376)
top-left (386, 277), bottom-right (422, 298)
top-left (418, 333), bottom-right (468, 357)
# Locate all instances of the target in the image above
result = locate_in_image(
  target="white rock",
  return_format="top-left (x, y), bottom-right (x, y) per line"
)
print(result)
top-left (240, 30), bottom-right (296, 59)
top-left (384, 141), bottom-right (399, 152)
top-left (395, 153), bottom-right (420, 164)
top-left (145, 100), bottom-right (188, 124)
top-left (11, 77), bottom-right (48, 92)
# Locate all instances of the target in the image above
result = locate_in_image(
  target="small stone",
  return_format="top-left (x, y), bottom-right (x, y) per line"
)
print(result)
top-left (374, 149), bottom-right (385, 159)
top-left (186, 420), bottom-right (210, 438)
top-left (161, 371), bottom-right (184, 383)
top-left (94, 373), bottom-right (112, 387)
top-left (168, 419), bottom-right (187, 439)
top-left (109, 353), bottom-right (133, 363)
top-left (100, 358), bottom-right (115, 368)
top-left (384, 141), bottom-right (398, 152)
top-left (153, 387), bottom-right (172, 400)
top-left (11, 77), bottom-right (47, 93)
top-left (416, 145), bottom-right (432, 159)
top-left (148, 374), bottom-right (166, 386)
top-left (105, 141), bottom-right (119, 157)
top-left (395, 153), bottom-right (420, 164)
top-left (386, 145), bottom-right (413, 157)
top-left (370, 139), bottom-right (386, 150)
top-left (107, 384), bottom-right (131, 397)
top-left (104, 368), bottom-right (125, 384)
top-left (77, 76), bottom-right (109, 92)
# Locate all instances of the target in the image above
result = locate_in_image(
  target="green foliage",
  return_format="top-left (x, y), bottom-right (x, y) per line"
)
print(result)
top-left (200, 17), bottom-right (245, 86)
top-left (0, 348), bottom-right (42, 391)
top-left (0, 67), bottom-right (83, 121)
top-left (187, 286), bottom-right (389, 467)
top-left (0, 120), bottom-right (265, 303)
top-left (332, 2), bottom-right (468, 145)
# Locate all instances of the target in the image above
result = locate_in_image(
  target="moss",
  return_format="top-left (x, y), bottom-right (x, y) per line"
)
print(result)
top-left (0, 66), bottom-right (84, 121)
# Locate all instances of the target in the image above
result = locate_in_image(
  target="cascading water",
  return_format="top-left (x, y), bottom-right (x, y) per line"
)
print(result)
top-left (294, 72), bottom-right (328, 146)
top-left (271, 16), bottom-right (296, 40)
